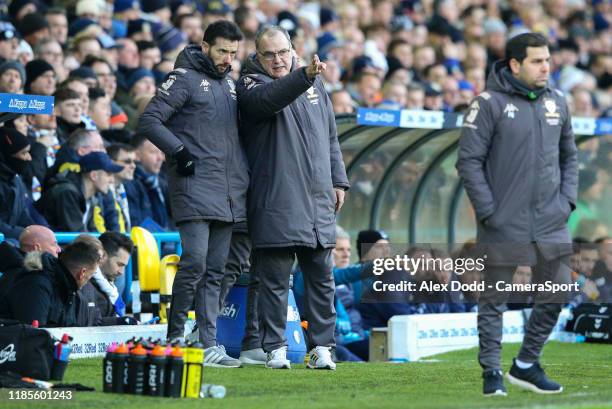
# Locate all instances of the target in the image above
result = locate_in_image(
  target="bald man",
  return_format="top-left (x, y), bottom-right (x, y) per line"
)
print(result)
top-left (0, 225), bottom-right (60, 302)
top-left (19, 225), bottom-right (61, 257)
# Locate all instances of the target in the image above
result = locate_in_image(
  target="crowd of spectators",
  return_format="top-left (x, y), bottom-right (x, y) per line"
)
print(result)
top-left (0, 0), bottom-right (610, 241)
top-left (0, 1), bottom-right (610, 337)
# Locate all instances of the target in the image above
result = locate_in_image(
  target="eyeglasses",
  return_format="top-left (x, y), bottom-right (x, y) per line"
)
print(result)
top-left (259, 48), bottom-right (291, 61)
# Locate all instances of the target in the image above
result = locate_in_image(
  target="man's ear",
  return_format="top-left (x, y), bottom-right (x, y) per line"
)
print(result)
top-left (509, 58), bottom-right (521, 75)
top-left (202, 41), bottom-right (210, 54)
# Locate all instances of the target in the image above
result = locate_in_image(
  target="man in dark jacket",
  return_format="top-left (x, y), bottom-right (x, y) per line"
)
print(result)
top-left (139, 20), bottom-right (248, 368)
top-left (456, 33), bottom-right (578, 396)
top-left (0, 240), bottom-right (100, 327)
top-left (36, 152), bottom-right (124, 232)
top-left (236, 26), bottom-right (350, 370)
top-left (0, 126), bottom-right (35, 240)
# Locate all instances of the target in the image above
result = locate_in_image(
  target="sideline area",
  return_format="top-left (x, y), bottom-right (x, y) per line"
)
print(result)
top-left (4, 342), bottom-right (610, 409)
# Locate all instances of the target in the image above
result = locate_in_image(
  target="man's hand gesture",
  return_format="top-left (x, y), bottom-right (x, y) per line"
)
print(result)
top-left (306, 54), bottom-right (326, 80)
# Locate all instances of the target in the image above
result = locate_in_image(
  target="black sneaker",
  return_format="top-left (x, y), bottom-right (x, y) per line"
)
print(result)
top-left (483, 369), bottom-right (507, 396)
top-left (506, 359), bottom-right (563, 394)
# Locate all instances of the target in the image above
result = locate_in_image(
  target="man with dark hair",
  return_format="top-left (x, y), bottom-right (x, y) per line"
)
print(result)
top-left (457, 33), bottom-right (578, 396)
top-left (139, 20), bottom-right (248, 367)
top-left (0, 240), bottom-right (100, 327)
top-left (53, 87), bottom-right (86, 144)
top-left (237, 26), bottom-right (349, 370)
top-left (84, 232), bottom-right (134, 321)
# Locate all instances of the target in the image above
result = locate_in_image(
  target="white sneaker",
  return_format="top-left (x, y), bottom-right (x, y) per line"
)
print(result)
top-left (204, 345), bottom-right (242, 368)
top-left (265, 346), bottom-right (291, 369)
top-left (240, 348), bottom-right (267, 365)
top-left (307, 346), bottom-right (336, 370)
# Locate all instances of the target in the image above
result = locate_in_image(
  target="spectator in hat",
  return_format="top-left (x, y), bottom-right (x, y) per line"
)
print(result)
top-left (424, 81), bottom-right (443, 110)
top-left (177, 13), bottom-right (204, 44)
top-left (154, 24), bottom-right (187, 61)
top-left (17, 12), bottom-right (49, 47)
top-left (16, 38), bottom-right (34, 66)
top-left (143, 0), bottom-right (172, 24)
top-left (69, 66), bottom-right (98, 89)
top-left (114, 0), bottom-right (141, 21)
top-left (8, 0), bottom-right (42, 24)
top-left (36, 151), bottom-right (123, 232)
top-left (0, 127), bottom-right (35, 239)
top-left (457, 79), bottom-right (475, 106)
top-left (25, 58), bottom-right (56, 95)
top-left (202, 0), bottom-right (232, 26)
top-left (44, 7), bottom-right (68, 46)
top-left (97, 32), bottom-right (122, 71)
top-left (0, 60), bottom-right (25, 93)
top-left (126, 19), bottom-right (154, 42)
top-left (0, 22), bottom-right (20, 63)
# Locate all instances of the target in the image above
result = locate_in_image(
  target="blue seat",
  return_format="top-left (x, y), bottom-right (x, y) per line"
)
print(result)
top-left (217, 286), bottom-right (307, 363)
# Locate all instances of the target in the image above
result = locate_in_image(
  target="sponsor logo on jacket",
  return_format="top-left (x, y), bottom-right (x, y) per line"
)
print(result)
top-left (306, 86), bottom-right (319, 105)
top-left (504, 103), bottom-right (518, 119)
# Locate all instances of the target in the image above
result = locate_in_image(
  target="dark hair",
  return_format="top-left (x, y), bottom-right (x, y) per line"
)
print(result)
top-left (82, 55), bottom-right (113, 72)
top-left (387, 39), bottom-right (409, 55)
top-left (107, 143), bottom-right (135, 160)
top-left (99, 232), bottom-right (134, 258)
top-left (45, 7), bottom-right (66, 17)
top-left (59, 240), bottom-right (101, 273)
top-left (203, 20), bottom-right (244, 45)
top-left (234, 6), bottom-right (253, 29)
top-left (88, 87), bottom-right (106, 101)
top-left (505, 33), bottom-right (549, 64)
top-left (136, 40), bottom-right (158, 52)
top-left (130, 133), bottom-right (150, 149)
top-left (53, 87), bottom-right (81, 104)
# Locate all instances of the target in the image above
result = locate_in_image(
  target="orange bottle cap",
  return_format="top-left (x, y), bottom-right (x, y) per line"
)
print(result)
top-left (151, 345), bottom-right (166, 357)
top-left (115, 343), bottom-right (129, 354)
top-left (130, 343), bottom-right (147, 356)
top-left (170, 346), bottom-right (183, 357)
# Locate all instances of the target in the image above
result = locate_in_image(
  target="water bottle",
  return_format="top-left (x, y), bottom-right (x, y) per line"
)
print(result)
top-left (128, 343), bottom-right (147, 394)
top-left (145, 344), bottom-right (167, 396)
top-left (112, 343), bottom-right (129, 393)
top-left (181, 342), bottom-right (204, 398)
top-left (51, 334), bottom-right (72, 381)
top-left (103, 343), bottom-right (117, 393)
top-left (165, 345), bottom-right (184, 398)
top-left (200, 384), bottom-right (226, 399)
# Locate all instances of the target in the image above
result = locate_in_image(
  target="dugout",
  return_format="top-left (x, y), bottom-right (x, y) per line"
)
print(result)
top-left (335, 108), bottom-right (612, 255)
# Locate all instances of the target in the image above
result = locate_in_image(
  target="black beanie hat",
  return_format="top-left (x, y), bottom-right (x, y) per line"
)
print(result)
top-left (356, 230), bottom-right (389, 259)
top-left (142, 0), bottom-right (169, 13)
top-left (17, 12), bottom-right (49, 37)
top-left (25, 59), bottom-right (54, 91)
top-left (0, 126), bottom-right (30, 157)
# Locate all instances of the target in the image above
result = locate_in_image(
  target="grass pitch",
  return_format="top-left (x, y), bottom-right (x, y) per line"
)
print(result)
top-left (3, 342), bottom-right (611, 409)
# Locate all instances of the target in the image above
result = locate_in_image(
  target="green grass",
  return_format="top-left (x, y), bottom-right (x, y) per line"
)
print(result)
top-left (3, 342), bottom-right (611, 409)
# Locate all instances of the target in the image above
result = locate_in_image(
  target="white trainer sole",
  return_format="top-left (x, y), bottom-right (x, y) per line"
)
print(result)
top-left (506, 373), bottom-right (563, 394)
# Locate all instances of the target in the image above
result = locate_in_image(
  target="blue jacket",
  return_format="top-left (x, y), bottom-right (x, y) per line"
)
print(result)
top-left (125, 166), bottom-right (170, 229)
